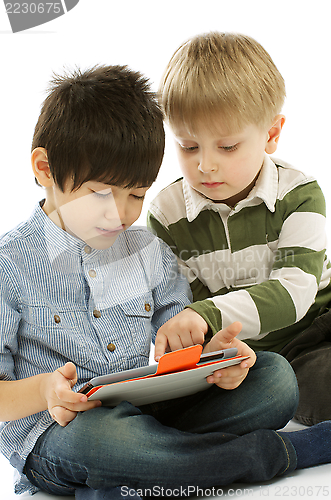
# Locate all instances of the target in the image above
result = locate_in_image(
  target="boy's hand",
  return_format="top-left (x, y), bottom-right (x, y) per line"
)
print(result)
top-left (154, 308), bottom-right (208, 361)
top-left (204, 322), bottom-right (256, 390)
top-left (42, 362), bottom-right (101, 427)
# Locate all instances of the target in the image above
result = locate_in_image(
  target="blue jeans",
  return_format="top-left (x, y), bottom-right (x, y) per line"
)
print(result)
top-left (24, 352), bottom-right (299, 498)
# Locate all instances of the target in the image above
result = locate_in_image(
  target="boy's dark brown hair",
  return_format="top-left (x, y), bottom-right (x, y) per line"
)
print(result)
top-left (32, 65), bottom-right (165, 191)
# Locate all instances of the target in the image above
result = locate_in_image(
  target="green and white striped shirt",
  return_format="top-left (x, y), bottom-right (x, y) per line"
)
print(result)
top-left (148, 155), bottom-right (331, 352)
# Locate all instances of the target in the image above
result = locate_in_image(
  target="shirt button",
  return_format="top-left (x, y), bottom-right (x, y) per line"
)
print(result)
top-left (144, 303), bottom-right (151, 312)
top-left (54, 315), bottom-right (61, 324)
top-left (89, 269), bottom-right (97, 278)
top-left (93, 309), bottom-right (101, 318)
top-left (84, 245), bottom-right (92, 254)
top-left (107, 343), bottom-right (116, 352)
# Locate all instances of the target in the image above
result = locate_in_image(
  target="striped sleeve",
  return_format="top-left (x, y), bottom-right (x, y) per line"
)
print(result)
top-left (0, 257), bottom-right (21, 381)
top-left (148, 170), bottom-right (331, 349)
top-left (190, 180), bottom-right (330, 341)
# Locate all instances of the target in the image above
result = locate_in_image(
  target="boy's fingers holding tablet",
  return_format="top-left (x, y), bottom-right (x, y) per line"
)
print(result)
top-left (49, 406), bottom-right (78, 427)
top-left (154, 331), bottom-right (169, 361)
top-left (49, 397), bottom-right (102, 426)
top-left (203, 322), bottom-right (256, 390)
top-left (56, 361), bottom-right (78, 388)
top-left (154, 309), bottom-right (208, 361)
top-left (203, 322), bottom-right (243, 353)
top-left (44, 362), bottom-right (102, 425)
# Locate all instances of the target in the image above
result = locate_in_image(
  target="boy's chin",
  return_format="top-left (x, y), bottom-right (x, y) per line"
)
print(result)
top-left (84, 234), bottom-right (120, 250)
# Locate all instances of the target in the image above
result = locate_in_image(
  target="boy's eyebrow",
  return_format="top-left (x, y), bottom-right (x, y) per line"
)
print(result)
top-left (87, 181), bottom-right (112, 190)
top-left (175, 133), bottom-right (238, 142)
top-left (87, 181), bottom-right (150, 190)
top-left (126, 185), bottom-right (151, 191)
top-left (174, 126), bottom-right (248, 142)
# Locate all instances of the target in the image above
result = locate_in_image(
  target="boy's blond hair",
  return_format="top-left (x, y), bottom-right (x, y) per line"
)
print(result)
top-left (159, 32), bottom-right (286, 133)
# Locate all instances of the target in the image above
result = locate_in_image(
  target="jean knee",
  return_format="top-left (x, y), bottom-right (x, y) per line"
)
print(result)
top-left (256, 351), bottom-right (299, 413)
top-left (74, 402), bottom-right (143, 442)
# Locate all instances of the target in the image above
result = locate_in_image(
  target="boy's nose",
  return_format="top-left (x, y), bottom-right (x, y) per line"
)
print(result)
top-left (104, 198), bottom-right (125, 223)
top-left (197, 151), bottom-right (218, 173)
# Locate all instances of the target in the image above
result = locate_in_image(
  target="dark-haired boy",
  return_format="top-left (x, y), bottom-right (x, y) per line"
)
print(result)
top-left (0, 65), bottom-right (320, 500)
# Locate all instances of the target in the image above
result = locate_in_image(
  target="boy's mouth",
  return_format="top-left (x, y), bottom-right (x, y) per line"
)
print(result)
top-left (96, 225), bottom-right (124, 236)
top-left (202, 182), bottom-right (224, 188)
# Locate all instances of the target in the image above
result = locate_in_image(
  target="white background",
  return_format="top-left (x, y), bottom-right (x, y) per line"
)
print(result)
top-left (0, 0), bottom-right (331, 233)
top-left (0, 0), bottom-right (331, 496)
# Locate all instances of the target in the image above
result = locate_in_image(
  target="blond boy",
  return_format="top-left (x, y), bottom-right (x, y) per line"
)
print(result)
top-left (149, 32), bottom-right (331, 425)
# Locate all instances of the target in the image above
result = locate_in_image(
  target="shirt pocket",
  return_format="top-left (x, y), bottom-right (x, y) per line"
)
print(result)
top-left (118, 293), bottom-right (154, 358)
top-left (20, 304), bottom-right (91, 369)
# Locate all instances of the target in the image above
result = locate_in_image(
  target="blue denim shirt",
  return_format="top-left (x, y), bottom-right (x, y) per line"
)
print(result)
top-left (0, 202), bottom-right (191, 494)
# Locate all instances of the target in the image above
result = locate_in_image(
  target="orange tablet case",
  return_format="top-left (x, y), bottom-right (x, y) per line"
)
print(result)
top-left (80, 345), bottom-right (248, 407)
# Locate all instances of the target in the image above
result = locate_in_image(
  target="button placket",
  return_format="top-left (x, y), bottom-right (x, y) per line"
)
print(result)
top-left (82, 251), bottom-right (105, 327)
top-left (88, 269), bottom-right (97, 278)
top-left (81, 249), bottom-right (119, 358)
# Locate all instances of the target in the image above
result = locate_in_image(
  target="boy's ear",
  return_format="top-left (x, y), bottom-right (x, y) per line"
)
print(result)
top-left (31, 147), bottom-right (54, 187)
top-left (265, 115), bottom-right (286, 154)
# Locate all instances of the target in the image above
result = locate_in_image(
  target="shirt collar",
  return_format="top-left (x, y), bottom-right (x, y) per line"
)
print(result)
top-left (183, 154), bottom-right (278, 222)
top-left (29, 201), bottom-right (89, 256)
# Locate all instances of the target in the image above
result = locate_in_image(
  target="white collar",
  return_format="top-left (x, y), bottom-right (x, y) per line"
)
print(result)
top-left (183, 154), bottom-right (278, 222)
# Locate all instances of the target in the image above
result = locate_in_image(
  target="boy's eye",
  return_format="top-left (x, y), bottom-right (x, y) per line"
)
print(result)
top-left (220, 144), bottom-right (238, 152)
top-left (91, 190), bottom-right (113, 198)
top-left (131, 194), bottom-right (145, 201)
top-left (180, 145), bottom-right (198, 152)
